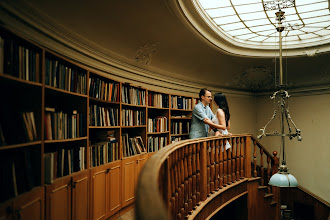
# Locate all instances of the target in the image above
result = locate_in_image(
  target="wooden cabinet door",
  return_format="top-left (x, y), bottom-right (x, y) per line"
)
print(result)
top-left (136, 154), bottom-right (148, 185)
top-left (121, 156), bottom-right (137, 207)
top-left (107, 161), bottom-right (121, 217)
top-left (72, 171), bottom-right (89, 220)
top-left (13, 187), bottom-right (44, 220)
top-left (45, 176), bottom-right (72, 220)
top-left (90, 165), bottom-right (108, 220)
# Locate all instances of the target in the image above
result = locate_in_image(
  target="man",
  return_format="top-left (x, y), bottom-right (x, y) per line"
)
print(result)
top-left (189, 88), bottom-right (218, 139)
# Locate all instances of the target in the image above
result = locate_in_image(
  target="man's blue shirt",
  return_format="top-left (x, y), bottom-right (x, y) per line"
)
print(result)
top-left (189, 102), bottom-right (215, 139)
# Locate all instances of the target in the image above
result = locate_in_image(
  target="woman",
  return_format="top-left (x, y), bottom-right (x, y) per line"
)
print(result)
top-left (209, 92), bottom-right (231, 149)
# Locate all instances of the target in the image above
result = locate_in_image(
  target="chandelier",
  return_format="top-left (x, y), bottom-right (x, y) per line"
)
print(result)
top-left (258, 1), bottom-right (302, 187)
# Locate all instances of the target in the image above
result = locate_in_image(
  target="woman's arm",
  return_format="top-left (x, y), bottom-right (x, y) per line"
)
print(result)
top-left (227, 120), bottom-right (231, 130)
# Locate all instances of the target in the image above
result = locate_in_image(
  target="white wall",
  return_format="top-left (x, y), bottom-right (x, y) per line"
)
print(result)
top-left (256, 92), bottom-right (330, 203)
top-left (225, 94), bottom-right (258, 135)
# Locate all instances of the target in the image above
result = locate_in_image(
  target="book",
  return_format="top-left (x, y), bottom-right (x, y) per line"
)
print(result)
top-left (44, 153), bottom-right (54, 184)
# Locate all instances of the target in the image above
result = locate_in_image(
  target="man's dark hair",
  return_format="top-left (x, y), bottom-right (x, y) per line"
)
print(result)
top-left (199, 88), bottom-right (210, 101)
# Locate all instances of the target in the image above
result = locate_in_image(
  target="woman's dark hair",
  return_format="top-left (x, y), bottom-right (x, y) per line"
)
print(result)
top-left (214, 92), bottom-right (230, 126)
top-left (199, 88), bottom-right (210, 101)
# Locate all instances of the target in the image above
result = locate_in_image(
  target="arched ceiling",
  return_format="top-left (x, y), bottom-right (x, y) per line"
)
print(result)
top-left (1, 0), bottom-right (330, 92)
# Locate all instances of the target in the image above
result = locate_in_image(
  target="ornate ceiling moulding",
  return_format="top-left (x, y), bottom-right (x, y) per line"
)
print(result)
top-left (135, 41), bottom-right (159, 65)
top-left (229, 66), bottom-right (275, 91)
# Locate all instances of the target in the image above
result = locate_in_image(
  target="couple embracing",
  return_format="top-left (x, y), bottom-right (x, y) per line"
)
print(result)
top-left (189, 88), bottom-right (231, 149)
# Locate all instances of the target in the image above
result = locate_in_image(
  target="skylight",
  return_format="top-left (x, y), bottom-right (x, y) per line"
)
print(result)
top-left (197, 0), bottom-right (330, 49)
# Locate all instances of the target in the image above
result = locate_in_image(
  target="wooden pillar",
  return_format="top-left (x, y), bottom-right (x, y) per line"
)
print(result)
top-left (214, 139), bottom-right (220, 190)
top-left (236, 137), bottom-right (240, 180)
top-left (240, 137), bottom-right (244, 179)
top-left (206, 141), bottom-right (210, 195)
top-left (219, 139), bottom-right (224, 188)
top-left (210, 140), bottom-right (215, 193)
top-left (231, 137), bottom-right (236, 182)
top-left (227, 138), bottom-right (232, 184)
top-left (200, 141), bottom-right (207, 201)
top-left (192, 144), bottom-right (197, 208)
top-left (196, 143), bottom-right (201, 204)
top-left (253, 140), bottom-right (257, 177)
top-left (244, 136), bottom-right (252, 178)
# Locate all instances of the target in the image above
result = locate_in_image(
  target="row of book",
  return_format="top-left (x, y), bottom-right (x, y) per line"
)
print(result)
top-left (171, 96), bottom-right (192, 110)
top-left (0, 110), bottom-right (38, 146)
top-left (121, 109), bottom-right (145, 126)
top-left (147, 116), bottom-right (168, 133)
top-left (45, 57), bottom-right (87, 94)
top-left (89, 105), bottom-right (119, 127)
top-left (121, 85), bottom-right (146, 106)
top-left (90, 141), bottom-right (119, 167)
top-left (44, 107), bottom-right (85, 140)
top-left (122, 134), bottom-right (146, 157)
top-left (0, 149), bottom-right (39, 203)
top-left (44, 146), bottom-right (86, 184)
top-left (1, 37), bottom-right (41, 82)
top-left (89, 76), bottom-right (119, 102)
top-left (147, 93), bottom-right (169, 108)
top-left (147, 136), bottom-right (168, 152)
top-left (171, 121), bottom-right (190, 134)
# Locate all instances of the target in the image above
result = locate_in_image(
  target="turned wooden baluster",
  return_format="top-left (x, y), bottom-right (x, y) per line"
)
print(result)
top-left (227, 138), bottom-right (232, 184)
top-left (196, 143), bottom-right (201, 204)
top-left (192, 144), bottom-right (197, 208)
top-left (171, 152), bottom-right (178, 219)
top-left (267, 155), bottom-right (271, 194)
top-left (200, 142), bottom-right (208, 201)
top-left (174, 151), bottom-right (180, 219)
top-left (223, 139), bottom-right (228, 186)
top-left (179, 148), bottom-right (185, 218)
top-left (183, 146), bottom-right (189, 216)
top-left (206, 141), bottom-right (211, 195)
top-left (240, 137), bottom-right (244, 179)
top-left (214, 139), bottom-right (220, 190)
top-left (219, 139), bottom-right (224, 189)
top-left (231, 137), bottom-right (236, 182)
top-left (187, 144), bottom-right (193, 213)
top-left (260, 147), bottom-right (264, 186)
top-left (210, 140), bottom-right (215, 193)
top-left (236, 137), bottom-right (240, 180)
top-left (169, 155), bottom-right (176, 219)
top-left (253, 140), bottom-right (257, 177)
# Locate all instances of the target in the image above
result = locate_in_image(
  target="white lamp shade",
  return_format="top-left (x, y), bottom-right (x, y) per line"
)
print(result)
top-left (269, 172), bottom-right (298, 187)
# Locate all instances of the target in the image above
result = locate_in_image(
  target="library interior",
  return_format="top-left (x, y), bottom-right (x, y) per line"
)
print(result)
top-left (0, 0), bottom-right (329, 220)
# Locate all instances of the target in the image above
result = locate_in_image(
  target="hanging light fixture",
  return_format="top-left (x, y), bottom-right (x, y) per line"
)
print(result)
top-left (258, 1), bottom-right (302, 187)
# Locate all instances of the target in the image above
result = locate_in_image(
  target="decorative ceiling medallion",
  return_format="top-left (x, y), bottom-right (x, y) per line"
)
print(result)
top-left (135, 41), bottom-right (159, 65)
top-left (229, 67), bottom-right (275, 91)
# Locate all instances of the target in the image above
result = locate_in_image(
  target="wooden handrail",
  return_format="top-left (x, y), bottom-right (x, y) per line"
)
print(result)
top-left (136, 134), bottom-right (278, 220)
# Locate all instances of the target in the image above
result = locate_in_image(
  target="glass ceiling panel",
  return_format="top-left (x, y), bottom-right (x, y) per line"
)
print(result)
top-left (214, 15), bottom-right (239, 25)
top-left (197, 0), bottom-right (330, 49)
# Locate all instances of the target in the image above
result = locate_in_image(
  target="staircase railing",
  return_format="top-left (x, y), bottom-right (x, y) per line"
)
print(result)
top-left (136, 134), bottom-right (279, 220)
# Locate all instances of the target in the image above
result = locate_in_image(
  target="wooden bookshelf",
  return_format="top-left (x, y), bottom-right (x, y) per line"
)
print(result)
top-left (0, 27), bottom-right (198, 219)
top-left (146, 90), bottom-right (170, 152)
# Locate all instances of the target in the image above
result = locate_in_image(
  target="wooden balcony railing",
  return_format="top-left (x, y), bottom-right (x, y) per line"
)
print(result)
top-left (136, 134), bottom-right (280, 220)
